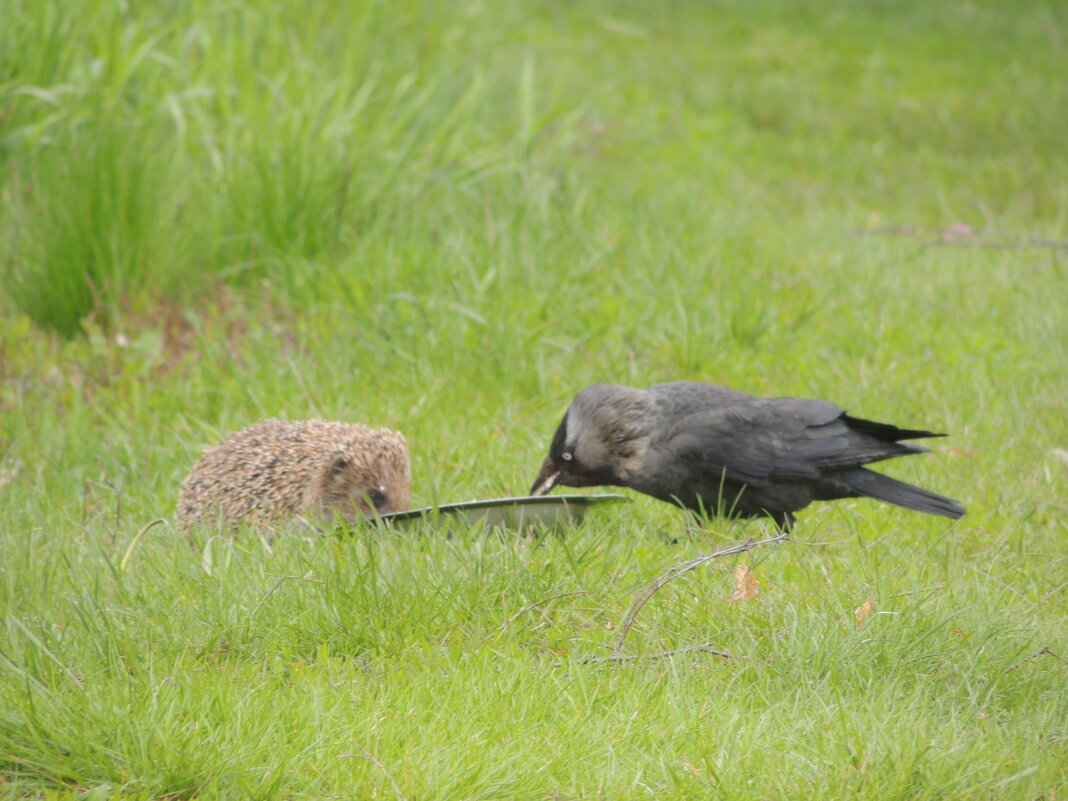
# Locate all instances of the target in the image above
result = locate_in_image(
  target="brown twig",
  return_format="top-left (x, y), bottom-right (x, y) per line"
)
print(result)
top-left (494, 590), bottom-right (591, 640)
top-left (1002, 646), bottom-right (1068, 674)
top-left (612, 531), bottom-right (789, 657)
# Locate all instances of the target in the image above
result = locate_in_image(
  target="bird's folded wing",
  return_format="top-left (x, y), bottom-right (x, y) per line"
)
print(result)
top-left (661, 398), bottom-right (907, 485)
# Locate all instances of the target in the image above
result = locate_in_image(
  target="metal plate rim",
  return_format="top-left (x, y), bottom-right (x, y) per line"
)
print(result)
top-left (373, 493), bottom-right (628, 524)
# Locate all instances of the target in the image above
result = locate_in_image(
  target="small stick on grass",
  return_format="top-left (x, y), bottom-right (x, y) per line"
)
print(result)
top-left (612, 531), bottom-right (788, 657)
top-left (1003, 646), bottom-right (1068, 674)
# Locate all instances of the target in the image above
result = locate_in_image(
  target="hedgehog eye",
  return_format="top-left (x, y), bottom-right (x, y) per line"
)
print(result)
top-left (561, 451), bottom-right (573, 462)
top-left (365, 489), bottom-right (387, 510)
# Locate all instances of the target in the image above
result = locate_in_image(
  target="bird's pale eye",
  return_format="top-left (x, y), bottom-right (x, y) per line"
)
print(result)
top-left (561, 452), bottom-right (573, 461)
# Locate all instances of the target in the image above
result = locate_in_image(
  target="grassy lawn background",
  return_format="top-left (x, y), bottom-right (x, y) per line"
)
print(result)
top-left (1, 0), bottom-right (1066, 798)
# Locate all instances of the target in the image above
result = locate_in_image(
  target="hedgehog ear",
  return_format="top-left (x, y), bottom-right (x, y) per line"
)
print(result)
top-left (327, 454), bottom-right (350, 484)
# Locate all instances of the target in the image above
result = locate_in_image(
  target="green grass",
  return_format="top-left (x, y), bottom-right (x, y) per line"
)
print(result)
top-left (2, 0), bottom-right (1067, 798)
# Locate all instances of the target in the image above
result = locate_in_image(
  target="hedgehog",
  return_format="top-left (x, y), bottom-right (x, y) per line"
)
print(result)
top-left (176, 419), bottom-right (411, 530)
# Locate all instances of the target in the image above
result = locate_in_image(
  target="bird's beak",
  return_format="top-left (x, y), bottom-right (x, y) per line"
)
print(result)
top-left (529, 459), bottom-right (560, 496)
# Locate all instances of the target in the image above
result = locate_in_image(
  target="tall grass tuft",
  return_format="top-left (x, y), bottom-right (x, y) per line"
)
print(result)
top-left (3, 117), bottom-right (188, 336)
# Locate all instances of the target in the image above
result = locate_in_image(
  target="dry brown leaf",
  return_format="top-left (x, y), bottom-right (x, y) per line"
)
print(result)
top-left (729, 564), bottom-right (760, 602)
top-left (853, 598), bottom-right (876, 626)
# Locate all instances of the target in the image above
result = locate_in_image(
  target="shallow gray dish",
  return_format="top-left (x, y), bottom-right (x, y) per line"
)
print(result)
top-left (373, 493), bottom-right (628, 531)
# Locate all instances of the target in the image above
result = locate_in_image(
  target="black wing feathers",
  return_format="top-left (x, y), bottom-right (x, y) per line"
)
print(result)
top-left (666, 400), bottom-right (941, 483)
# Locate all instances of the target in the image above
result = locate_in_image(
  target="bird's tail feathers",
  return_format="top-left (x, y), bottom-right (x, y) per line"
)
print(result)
top-left (844, 468), bottom-right (965, 520)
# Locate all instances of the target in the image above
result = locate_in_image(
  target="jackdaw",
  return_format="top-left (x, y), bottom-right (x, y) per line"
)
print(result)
top-left (529, 382), bottom-right (965, 529)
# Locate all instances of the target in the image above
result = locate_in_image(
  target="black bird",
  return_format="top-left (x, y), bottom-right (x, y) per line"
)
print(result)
top-left (529, 382), bottom-right (965, 529)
